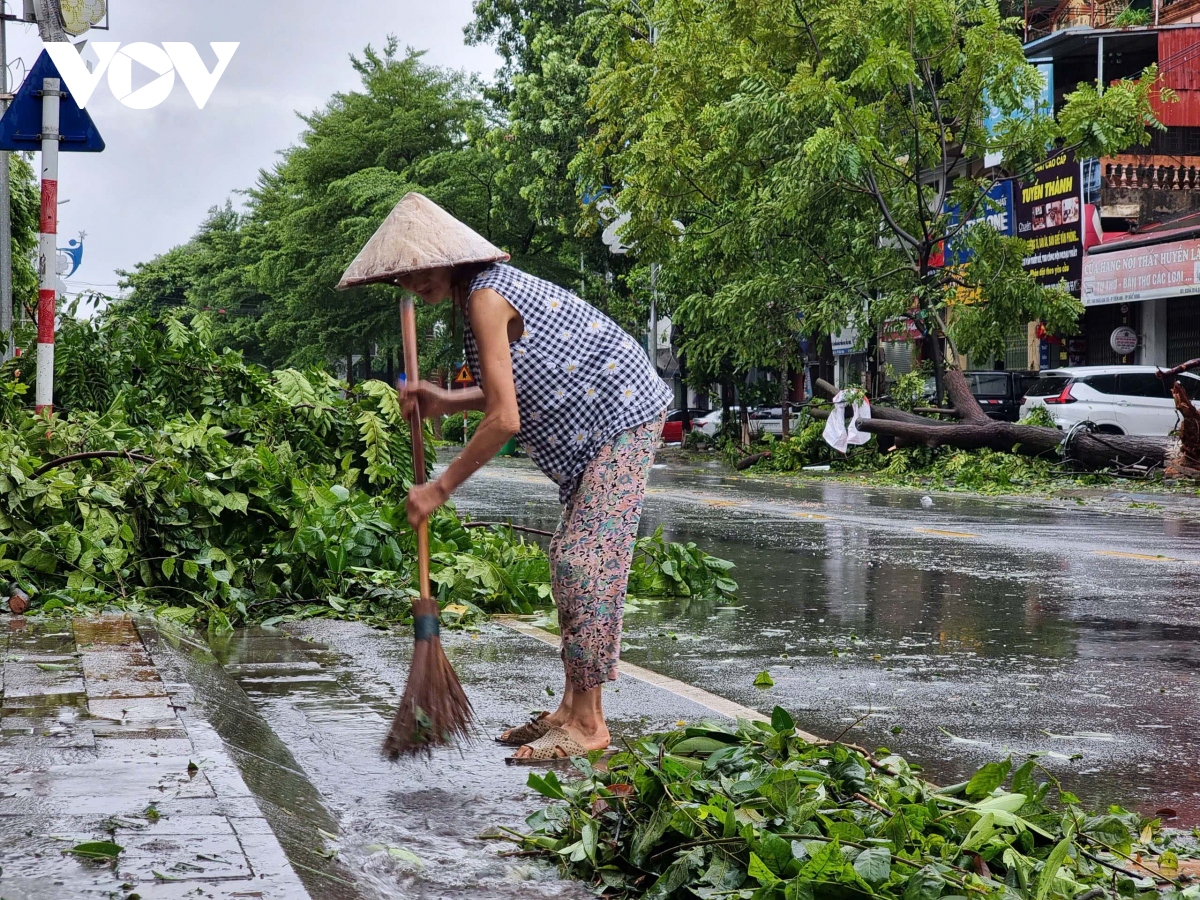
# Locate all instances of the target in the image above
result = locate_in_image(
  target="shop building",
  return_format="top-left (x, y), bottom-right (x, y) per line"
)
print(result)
top-left (1024, 17), bottom-right (1200, 367)
top-left (1081, 214), bottom-right (1200, 365)
top-left (823, 12), bottom-right (1200, 382)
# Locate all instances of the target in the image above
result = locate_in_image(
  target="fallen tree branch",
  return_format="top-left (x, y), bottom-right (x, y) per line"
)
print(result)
top-left (1158, 357), bottom-right (1200, 379)
top-left (462, 521), bottom-right (554, 538)
top-left (814, 378), bottom-right (955, 428)
top-left (811, 371), bottom-right (1178, 472)
top-left (736, 451), bottom-right (772, 471)
top-left (913, 406), bottom-right (961, 417)
top-left (33, 451), bottom-right (157, 478)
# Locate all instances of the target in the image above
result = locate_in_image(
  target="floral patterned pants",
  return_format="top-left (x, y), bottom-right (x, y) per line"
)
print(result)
top-left (550, 415), bottom-right (663, 692)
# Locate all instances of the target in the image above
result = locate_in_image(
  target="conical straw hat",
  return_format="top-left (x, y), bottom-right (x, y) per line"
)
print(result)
top-left (337, 192), bottom-right (510, 290)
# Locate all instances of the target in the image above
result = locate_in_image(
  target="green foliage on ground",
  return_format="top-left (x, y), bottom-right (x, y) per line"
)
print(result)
top-left (511, 710), bottom-right (1198, 900)
top-left (0, 312), bottom-right (736, 629)
top-left (629, 527), bottom-right (739, 601)
top-left (740, 415), bottom-right (1120, 496)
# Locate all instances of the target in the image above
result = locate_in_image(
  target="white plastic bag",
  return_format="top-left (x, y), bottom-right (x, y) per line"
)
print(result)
top-left (822, 390), bottom-right (873, 454)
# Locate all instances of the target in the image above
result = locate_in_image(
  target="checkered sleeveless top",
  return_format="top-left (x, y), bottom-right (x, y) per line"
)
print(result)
top-left (464, 264), bottom-right (672, 503)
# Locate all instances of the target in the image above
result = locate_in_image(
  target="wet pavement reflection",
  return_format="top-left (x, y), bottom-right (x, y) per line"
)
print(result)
top-left (453, 460), bottom-right (1200, 824)
top-left (202, 619), bottom-right (725, 899)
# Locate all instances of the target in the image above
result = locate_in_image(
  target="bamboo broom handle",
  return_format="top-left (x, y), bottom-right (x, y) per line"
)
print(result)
top-left (399, 297), bottom-right (433, 601)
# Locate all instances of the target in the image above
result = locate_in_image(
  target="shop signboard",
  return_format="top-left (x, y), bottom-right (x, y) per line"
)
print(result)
top-left (983, 62), bottom-right (1053, 168)
top-left (1110, 325), bottom-right (1139, 355)
top-left (1015, 149), bottom-right (1083, 295)
top-left (931, 181), bottom-right (1014, 268)
top-left (881, 316), bottom-right (923, 343)
top-left (1082, 237), bottom-right (1200, 307)
top-left (832, 327), bottom-right (860, 357)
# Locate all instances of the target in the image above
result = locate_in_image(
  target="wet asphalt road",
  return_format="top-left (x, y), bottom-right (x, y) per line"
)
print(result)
top-left (452, 458), bottom-right (1200, 824)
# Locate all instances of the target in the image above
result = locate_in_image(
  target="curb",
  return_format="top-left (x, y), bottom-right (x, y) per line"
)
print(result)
top-left (493, 615), bottom-right (824, 743)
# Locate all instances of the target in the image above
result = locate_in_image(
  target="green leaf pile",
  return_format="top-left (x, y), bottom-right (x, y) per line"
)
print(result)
top-left (512, 709), bottom-right (1198, 900)
top-left (0, 311), bottom-right (736, 628)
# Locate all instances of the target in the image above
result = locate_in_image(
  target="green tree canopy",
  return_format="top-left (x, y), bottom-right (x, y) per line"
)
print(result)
top-left (575, 0), bottom-right (1167, 395)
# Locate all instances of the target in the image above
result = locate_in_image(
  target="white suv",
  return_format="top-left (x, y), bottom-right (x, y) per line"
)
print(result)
top-left (1019, 365), bottom-right (1200, 436)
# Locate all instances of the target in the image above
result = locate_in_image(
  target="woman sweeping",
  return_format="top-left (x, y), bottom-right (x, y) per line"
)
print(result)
top-left (339, 193), bottom-right (673, 762)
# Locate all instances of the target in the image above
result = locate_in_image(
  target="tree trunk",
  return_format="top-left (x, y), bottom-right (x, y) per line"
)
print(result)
top-left (816, 370), bottom-right (1185, 474)
top-left (1167, 371), bottom-right (1200, 477)
top-left (924, 331), bottom-right (945, 406)
top-left (866, 331), bottom-right (882, 398)
top-left (780, 352), bottom-right (791, 438)
top-left (678, 334), bottom-right (692, 436)
top-left (346, 352), bottom-right (355, 389)
top-left (817, 334), bottom-right (835, 391)
top-left (721, 380), bottom-right (733, 432)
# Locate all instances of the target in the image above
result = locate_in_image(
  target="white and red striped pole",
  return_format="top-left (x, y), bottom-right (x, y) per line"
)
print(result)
top-left (35, 76), bottom-right (60, 416)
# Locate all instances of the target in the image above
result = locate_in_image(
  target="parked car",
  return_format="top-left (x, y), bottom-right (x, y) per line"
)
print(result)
top-left (1019, 365), bottom-right (1200, 435)
top-left (964, 371), bottom-right (1041, 422)
top-left (661, 408), bottom-right (710, 444)
top-left (749, 406), bottom-right (806, 436)
top-left (694, 406), bottom-right (798, 438)
top-left (921, 371), bottom-right (1040, 422)
top-left (694, 406), bottom-right (742, 438)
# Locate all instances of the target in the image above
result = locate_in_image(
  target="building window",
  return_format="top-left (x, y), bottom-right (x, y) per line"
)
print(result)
top-left (1082, 157), bottom-right (1101, 206)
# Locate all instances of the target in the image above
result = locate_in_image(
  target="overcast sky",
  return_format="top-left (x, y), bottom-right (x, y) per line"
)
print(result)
top-left (3, 0), bottom-right (500, 309)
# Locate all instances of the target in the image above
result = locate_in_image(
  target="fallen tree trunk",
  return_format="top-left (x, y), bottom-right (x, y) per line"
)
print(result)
top-left (813, 371), bottom-right (1197, 475)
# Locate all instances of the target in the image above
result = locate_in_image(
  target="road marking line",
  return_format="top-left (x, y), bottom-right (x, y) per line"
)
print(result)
top-left (793, 513), bottom-right (829, 520)
top-left (914, 528), bottom-right (979, 538)
top-left (704, 500), bottom-right (740, 507)
top-left (1092, 550), bottom-right (1176, 562)
top-left (490, 616), bottom-right (832, 738)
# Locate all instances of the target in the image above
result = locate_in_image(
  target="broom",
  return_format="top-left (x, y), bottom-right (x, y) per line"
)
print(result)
top-left (382, 296), bottom-right (474, 760)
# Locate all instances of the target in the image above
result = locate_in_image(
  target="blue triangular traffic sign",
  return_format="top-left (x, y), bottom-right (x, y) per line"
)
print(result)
top-left (0, 49), bottom-right (105, 152)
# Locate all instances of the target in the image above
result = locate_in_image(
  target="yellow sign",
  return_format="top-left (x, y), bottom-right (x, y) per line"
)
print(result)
top-left (454, 364), bottom-right (475, 386)
top-left (945, 264), bottom-right (983, 306)
top-left (57, 0), bottom-right (107, 36)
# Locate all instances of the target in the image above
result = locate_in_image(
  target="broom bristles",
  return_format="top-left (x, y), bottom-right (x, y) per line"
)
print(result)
top-left (382, 595), bottom-right (474, 760)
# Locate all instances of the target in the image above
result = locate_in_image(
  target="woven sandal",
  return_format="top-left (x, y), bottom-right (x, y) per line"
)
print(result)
top-left (505, 726), bottom-right (590, 765)
top-left (496, 712), bottom-right (552, 746)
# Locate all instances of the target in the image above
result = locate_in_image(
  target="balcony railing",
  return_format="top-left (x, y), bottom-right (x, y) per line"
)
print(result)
top-left (1103, 157), bottom-right (1200, 191)
top-left (1161, 0), bottom-right (1200, 25)
top-left (1024, 0), bottom-right (1200, 39)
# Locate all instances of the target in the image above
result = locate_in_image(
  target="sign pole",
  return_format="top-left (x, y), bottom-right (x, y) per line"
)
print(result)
top-left (0, 13), bottom-right (11, 361)
top-left (452, 362), bottom-right (476, 438)
top-left (35, 75), bottom-right (59, 415)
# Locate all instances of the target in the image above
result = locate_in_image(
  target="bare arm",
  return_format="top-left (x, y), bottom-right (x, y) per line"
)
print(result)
top-left (433, 289), bottom-right (521, 499)
top-left (440, 387), bottom-right (486, 414)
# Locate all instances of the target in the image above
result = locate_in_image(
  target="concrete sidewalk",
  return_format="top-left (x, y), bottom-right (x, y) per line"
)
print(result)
top-left (1, 615), bottom-right (309, 900)
top-left (2, 613), bottom-right (772, 900)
